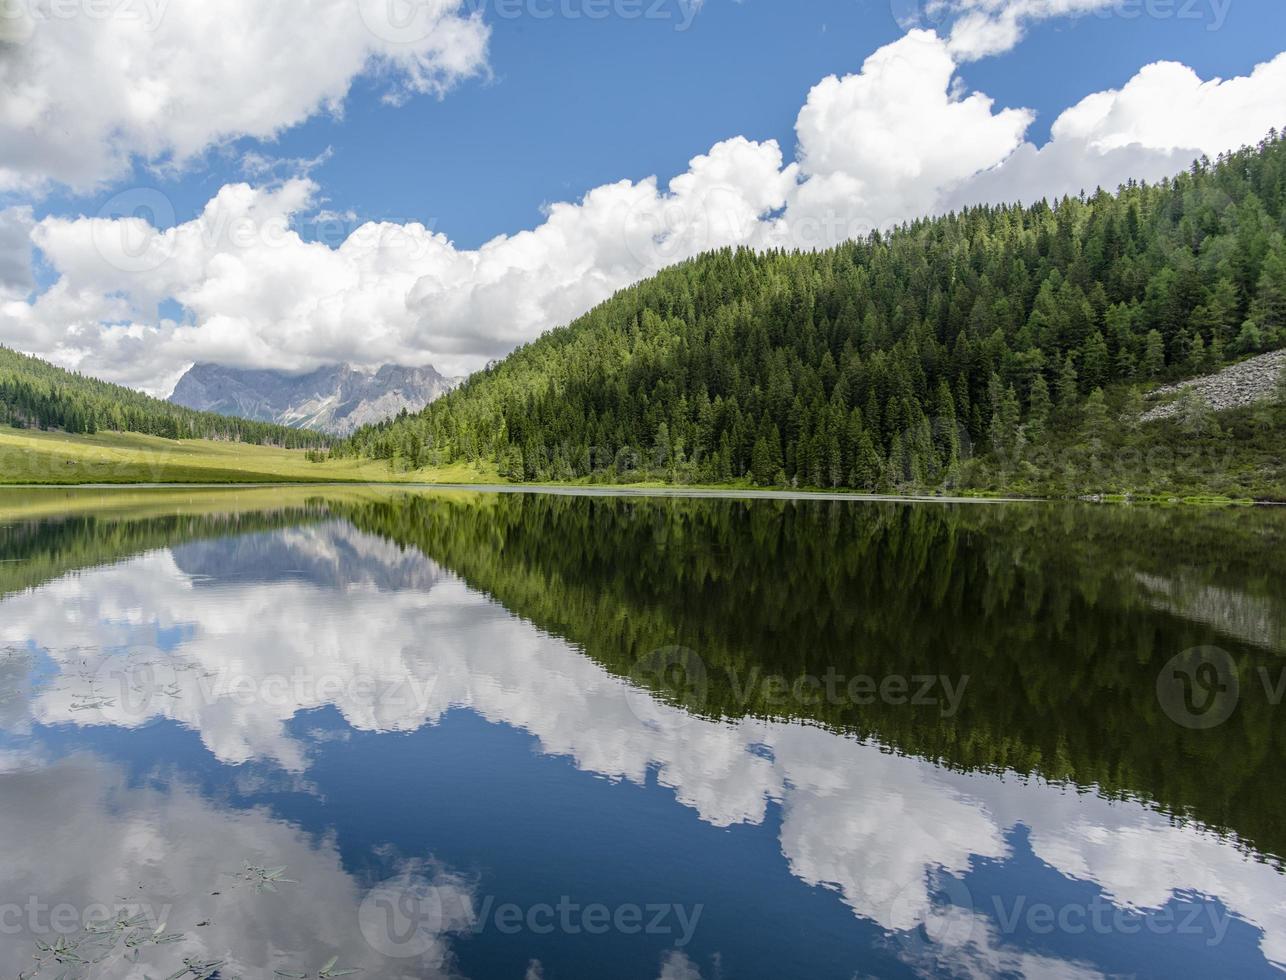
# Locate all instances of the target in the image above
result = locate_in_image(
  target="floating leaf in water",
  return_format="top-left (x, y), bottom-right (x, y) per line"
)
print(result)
top-left (230, 864), bottom-right (298, 893)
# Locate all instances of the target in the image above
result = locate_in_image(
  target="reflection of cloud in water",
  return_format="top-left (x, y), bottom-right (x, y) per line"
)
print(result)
top-left (2, 524), bottom-right (1284, 970)
top-left (0, 756), bottom-right (471, 980)
top-left (0, 645), bottom-right (31, 734)
top-left (171, 522), bottom-right (450, 594)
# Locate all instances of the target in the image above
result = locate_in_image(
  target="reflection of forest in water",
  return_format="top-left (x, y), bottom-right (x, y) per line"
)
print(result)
top-left (334, 493), bottom-right (1286, 867)
top-left (4, 491), bottom-right (1285, 864)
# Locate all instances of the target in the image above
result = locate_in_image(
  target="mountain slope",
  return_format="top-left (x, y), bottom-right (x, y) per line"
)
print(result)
top-left (170, 363), bottom-right (460, 436)
top-left (337, 133), bottom-right (1286, 496)
top-left (0, 346), bottom-right (329, 448)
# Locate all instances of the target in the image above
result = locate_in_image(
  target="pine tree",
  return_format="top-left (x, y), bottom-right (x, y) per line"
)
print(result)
top-left (850, 430), bottom-right (882, 490)
top-left (1081, 331), bottom-right (1111, 391)
top-left (988, 383), bottom-right (1022, 460)
top-left (1251, 239), bottom-right (1286, 337)
top-left (1026, 375), bottom-right (1052, 446)
top-left (1056, 355), bottom-right (1079, 412)
top-left (653, 421), bottom-right (672, 470)
top-left (1140, 330), bottom-right (1167, 378)
top-left (1188, 333), bottom-right (1208, 374)
top-left (1081, 388), bottom-right (1110, 449)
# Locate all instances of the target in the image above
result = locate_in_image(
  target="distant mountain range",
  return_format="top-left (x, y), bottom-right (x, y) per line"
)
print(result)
top-left (169, 362), bottom-right (461, 435)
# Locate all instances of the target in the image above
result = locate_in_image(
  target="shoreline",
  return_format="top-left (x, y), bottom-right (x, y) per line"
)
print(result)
top-left (0, 482), bottom-right (1270, 506)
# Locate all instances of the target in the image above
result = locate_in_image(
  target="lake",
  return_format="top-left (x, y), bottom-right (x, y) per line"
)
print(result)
top-left (1, 487), bottom-right (1283, 979)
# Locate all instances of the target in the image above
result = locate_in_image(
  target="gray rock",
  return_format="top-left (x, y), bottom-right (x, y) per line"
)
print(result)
top-left (169, 362), bottom-right (463, 435)
top-left (1140, 350), bottom-right (1286, 423)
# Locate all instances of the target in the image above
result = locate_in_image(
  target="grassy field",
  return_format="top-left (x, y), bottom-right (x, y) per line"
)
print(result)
top-left (0, 427), bottom-right (504, 486)
top-left (1, 420), bottom-right (1279, 503)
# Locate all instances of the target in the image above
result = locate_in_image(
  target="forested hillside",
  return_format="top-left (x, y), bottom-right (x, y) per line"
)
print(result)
top-left (0, 346), bottom-right (330, 449)
top-left (340, 133), bottom-right (1286, 495)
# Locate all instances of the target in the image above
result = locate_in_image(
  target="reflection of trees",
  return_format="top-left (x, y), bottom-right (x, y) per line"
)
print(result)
top-left (3, 491), bottom-right (1283, 864)
top-left (0, 509), bottom-right (327, 598)
top-left (335, 494), bottom-right (1286, 865)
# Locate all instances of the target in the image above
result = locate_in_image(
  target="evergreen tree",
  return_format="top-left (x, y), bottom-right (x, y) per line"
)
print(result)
top-left (1141, 330), bottom-right (1167, 378)
top-left (1081, 331), bottom-right (1111, 391)
top-left (1026, 375), bottom-right (1052, 445)
top-left (1251, 239), bottom-right (1286, 337)
top-left (1056, 355), bottom-right (1079, 411)
top-left (1081, 388), bottom-right (1110, 450)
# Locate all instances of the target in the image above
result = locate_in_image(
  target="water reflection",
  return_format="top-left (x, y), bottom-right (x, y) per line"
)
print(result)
top-left (0, 489), bottom-right (1283, 978)
top-left (0, 752), bottom-right (469, 979)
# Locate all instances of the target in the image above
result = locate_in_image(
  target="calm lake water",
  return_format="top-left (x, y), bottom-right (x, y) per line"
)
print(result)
top-left (1, 487), bottom-right (1283, 979)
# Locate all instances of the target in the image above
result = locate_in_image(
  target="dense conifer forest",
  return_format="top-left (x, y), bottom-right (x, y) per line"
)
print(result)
top-left (339, 134), bottom-right (1286, 495)
top-left (0, 346), bottom-right (330, 449)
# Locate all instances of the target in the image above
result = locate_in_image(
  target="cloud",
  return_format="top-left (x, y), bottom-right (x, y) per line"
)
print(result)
top-left (0, 0), bottom-right (489, 193)
top-left (0, 206), bottom-right (33, 298)
top-left (0, 755), bottom-right (473, 980)
top-left (947, 51), bottom-right (1286, 209)
top-left (1051, 55), bottom-right (1286, 154)
top-left (4, 32), bottom-right (1286, 392)
top-left (941, 0), bottom-right (1120, 61)
top-left (775, 29), bottom-right (1031, 241)
top-left (657, 950), bottom-right (704, 980)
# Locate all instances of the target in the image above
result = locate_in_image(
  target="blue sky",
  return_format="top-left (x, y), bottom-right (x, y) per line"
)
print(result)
top-left (30, 0), bottom-right (1285, 246)
top-left (3, 0), bottom-right (1285, 388)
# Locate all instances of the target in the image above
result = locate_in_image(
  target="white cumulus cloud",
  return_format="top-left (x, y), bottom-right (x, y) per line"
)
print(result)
top-left (0, 0), bottom-right (490, 193)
